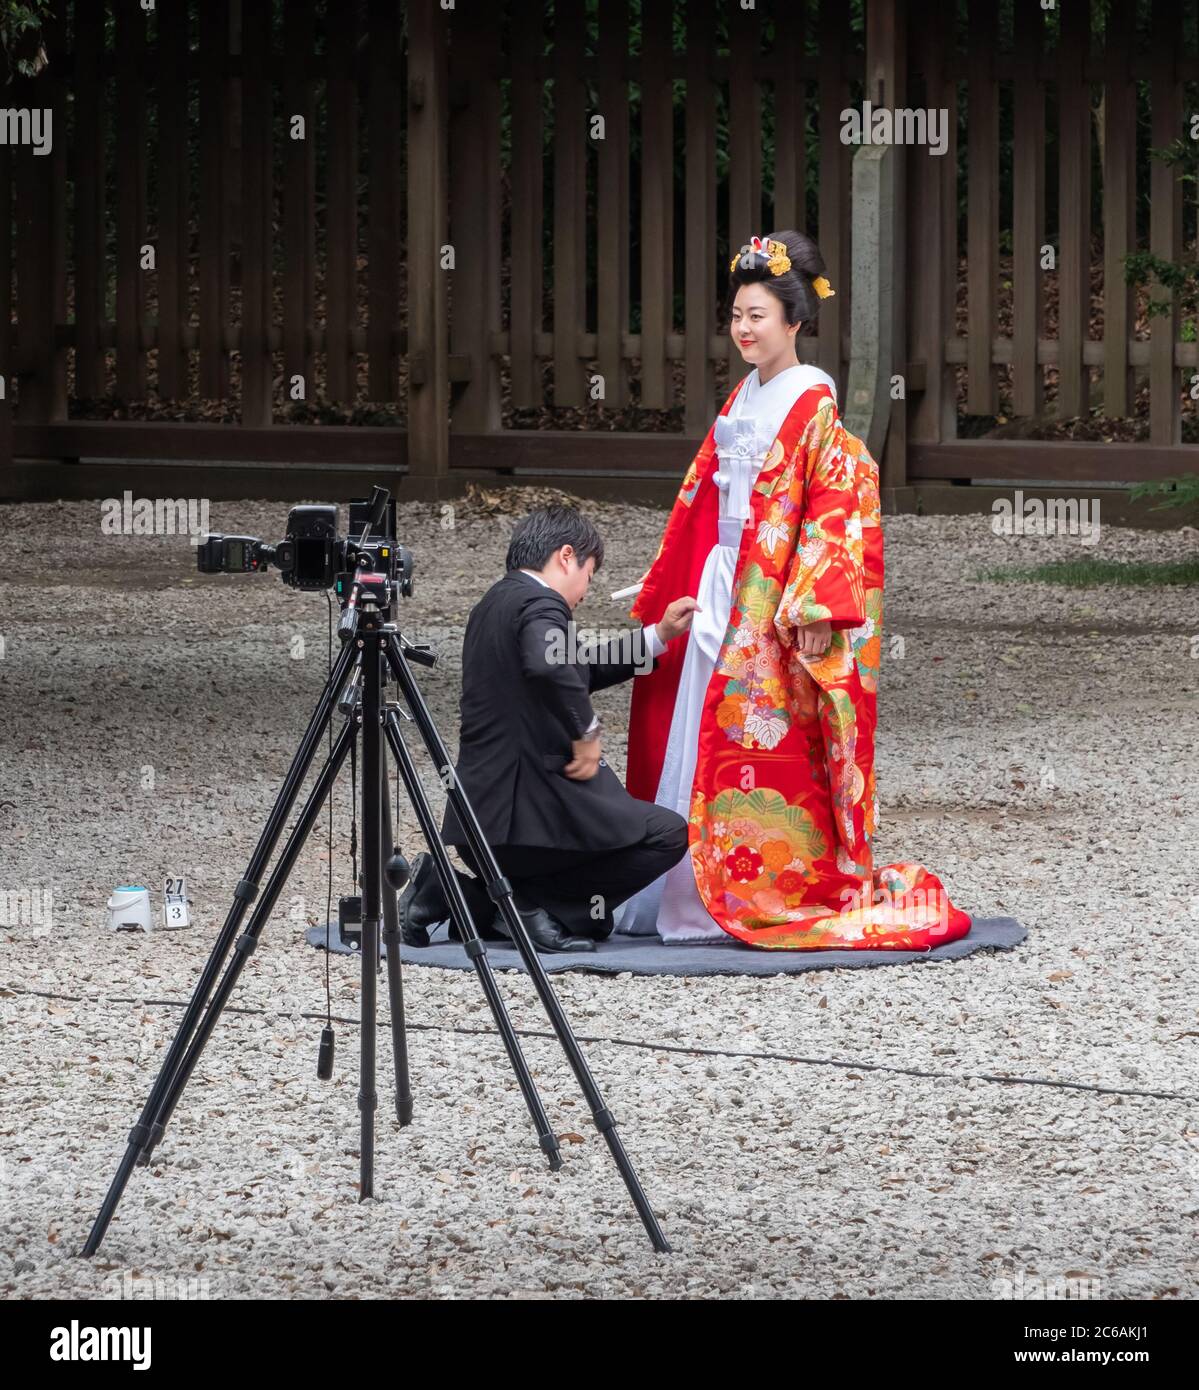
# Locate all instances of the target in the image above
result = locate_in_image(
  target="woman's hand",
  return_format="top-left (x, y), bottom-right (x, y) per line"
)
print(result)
top-left (795, 620), bottom-right (832, 657)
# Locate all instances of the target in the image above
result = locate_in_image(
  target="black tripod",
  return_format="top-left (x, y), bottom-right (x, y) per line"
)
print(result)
top-left (82, 571), bottom-right (670, 1255)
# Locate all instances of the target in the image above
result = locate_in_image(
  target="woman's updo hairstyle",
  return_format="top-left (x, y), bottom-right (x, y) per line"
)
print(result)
top-left (725, 229), bottom-right (830, 338)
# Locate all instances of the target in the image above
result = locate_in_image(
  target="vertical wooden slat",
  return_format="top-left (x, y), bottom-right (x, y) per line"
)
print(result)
top-left (908, 0), bottom-right (955, 444)
top-left (0, 142), bottom-right (10, 465)
top-left (73, 0), bottom-right (106, 399)
top-left (12, 89), bottom-right (42, 423)
top-left (367, 0), bottom-right (399, 401)
top-left (407, 0), bottom-right (449, 478)
top-left (552, 0), bottom-right (586, 408)
top-left (240, 0), bottom-right (273, 426)
top-left (638, 1), bottom-right (671, 409)
top-left (1011, 0), bottom-right (1045, 419)
top-left (508, 6), bottom-right (543, 409)
top-left (449, 1), bottom-right (503, 431)
top-left (938, 3), bottom-right (959, 442)
top-left (772, 7), bottom-right (807, 237)
top-left (817, 0), bottom-right (848, 386)
top-left (48, 3), bottom-right (68, 413)
top-left (966, 0), bottom-right (997, 417)
top-left (325, 0), bottom-right (357, 403)
top-left (115, 0), bottom-right (146, 400)
top-left (284, 0), bottom-right (316, 402)
top-left (1057, 0), bottom-right (1091, 420)
top-left (14, 71), bottom-right (56, 421)
top-left (595, 0), bottom-right (630, 410)
top-left (1149, 0), bottom-right (1181, 445)
top-left (727, 2), bottom-right (760, 397)
top-left (1102, 0), bottom-right (1136, 419)
top-left (157, 0), bottom-right (189, 399)
top-left (683, 0), bottom-right (715, 436)
top-left (200, 0), bottom-right (230, 399)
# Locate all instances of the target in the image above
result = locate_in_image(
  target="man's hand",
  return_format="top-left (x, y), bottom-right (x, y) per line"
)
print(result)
top-left (655, 596), bottom-right (702, 644)
top-left (564, 735), bottom-right (602, 780)
top-left (796, 619), bottom-right (832, 656)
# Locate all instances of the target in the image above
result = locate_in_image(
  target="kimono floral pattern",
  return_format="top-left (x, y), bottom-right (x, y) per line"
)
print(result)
top-left (627, 381), bottom-right (971, 950)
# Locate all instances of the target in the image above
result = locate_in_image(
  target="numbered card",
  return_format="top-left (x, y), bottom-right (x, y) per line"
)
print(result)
top-left (162, 876), bottom-right (190, 930)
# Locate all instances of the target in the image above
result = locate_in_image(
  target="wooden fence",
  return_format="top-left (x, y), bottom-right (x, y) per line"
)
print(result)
top-left (0, 0), bottom-right (1196, 501)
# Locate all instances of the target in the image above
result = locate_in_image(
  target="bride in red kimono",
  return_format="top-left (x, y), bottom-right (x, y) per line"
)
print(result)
top-left (616, 230), bottom-right (972, 950)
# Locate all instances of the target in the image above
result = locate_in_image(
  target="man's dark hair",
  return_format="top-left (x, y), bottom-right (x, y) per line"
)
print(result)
top-left (505, 505), bottom-right (605, 574)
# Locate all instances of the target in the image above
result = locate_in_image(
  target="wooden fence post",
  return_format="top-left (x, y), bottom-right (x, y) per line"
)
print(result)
top-left (508, 12), bottom-right (543, 411)
top-left (772, 9), bottom-right (808, 239)
top-left (965, 0), bottom-right (997, 419)
top-left (1057, 0), bottom-right (1090, 422)
top-left (1149, 0), bottom-right (1181, 446)
top-left (683, 0), bottom-right (715, 438)
top-left (407, 0), bottom-right (450, 483)
top-left (1012, 0), bottom-right (1046, 421)
top-left (13, 72), bottom-right (58, 425)
top-left (115, 1), bottom-right (147, 403)
top-left (817, 0), bottom-right (850, 392)
top-left (596, 0), bottom-right (631, 412)
top-left (908, 0), bottom-right (956, 448)
top-left (844, 145), bottom-right (895, 465)
top-left (1102, 0), bottom-right (1136, 420)
top-left (240, 0), bottom-right (274, 428)
top-left (552, 0), bottom-right (586, 410)
top-left (865, 0), bottom-right (907, 490)
top-left (368, 0), bottom-right (400, 406)
top-left (283, 1), bottom-right (316, 409)
top-left (0, 144), bottom-right (8, 472)
top-left (200, 0), bottom-right (231, 401)
top-left (449, 2), bottom-right (503, 433)
top-left (324, 3), bottom-right (358, 406)
top-left (638, 3), bottom-right (672, 411)
top-left (74, 1), bottom-right (106, 402)
top-left (727, 2), bottom-right (762, 402)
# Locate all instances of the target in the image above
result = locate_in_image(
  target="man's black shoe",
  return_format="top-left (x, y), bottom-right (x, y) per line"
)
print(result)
top-left (399, 851), bottom-right (506, 945)
top-left (397, 851), bottom-right (439, 947)
top-left (490, 902), bottom-right (597, 953)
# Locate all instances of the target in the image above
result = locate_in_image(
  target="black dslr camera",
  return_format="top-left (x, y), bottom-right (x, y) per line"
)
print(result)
top-left (197, 487), bottom-right (413, 597)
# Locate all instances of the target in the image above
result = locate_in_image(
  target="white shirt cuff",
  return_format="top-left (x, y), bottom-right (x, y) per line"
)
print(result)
top-left (643, 622), bottom-right (666, 660)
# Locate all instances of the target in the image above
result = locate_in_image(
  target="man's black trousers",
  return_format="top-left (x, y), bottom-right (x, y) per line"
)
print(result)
top-left (454, 802), bottom-right (689, 939)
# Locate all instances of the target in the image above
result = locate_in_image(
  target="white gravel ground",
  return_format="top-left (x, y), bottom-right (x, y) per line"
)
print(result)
top-left (0, 493), bottom-right (1196, 1300)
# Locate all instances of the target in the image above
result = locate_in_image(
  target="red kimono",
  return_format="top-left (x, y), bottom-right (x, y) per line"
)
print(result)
top-left (627, 380), bottom-right (972, 950)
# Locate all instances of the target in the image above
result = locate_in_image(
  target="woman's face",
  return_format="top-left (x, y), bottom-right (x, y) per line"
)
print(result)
top-left (730, 283), bottom-right (798, 366)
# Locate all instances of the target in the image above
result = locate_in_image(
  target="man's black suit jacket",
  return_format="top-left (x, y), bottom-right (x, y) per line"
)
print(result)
top-left (440, 568), bottom-right (662, 853)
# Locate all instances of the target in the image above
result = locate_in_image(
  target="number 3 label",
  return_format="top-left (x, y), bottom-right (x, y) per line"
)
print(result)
top-left (162, 877), bottom-right (190, 929)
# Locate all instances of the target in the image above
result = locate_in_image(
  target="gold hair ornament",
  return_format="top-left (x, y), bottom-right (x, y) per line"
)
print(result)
top-left (729, 235), bottom-right (791, 277)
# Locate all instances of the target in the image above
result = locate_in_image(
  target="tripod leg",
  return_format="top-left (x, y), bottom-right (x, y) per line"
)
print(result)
top-left (379, 748), bottom-right (414, 1126)
top-left (82, 641), bottom-right (359, 1257)
top-left (383, 709), bottom-right (562, 1171)
top-left (358, 625), bottom-right (384, 1201)
top-left (125, 721), bottom-right (356, 1164)
top-left (383, 637), bottom-right (669, 1251)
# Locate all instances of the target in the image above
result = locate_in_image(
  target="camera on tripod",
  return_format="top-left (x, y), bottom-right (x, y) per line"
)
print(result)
top-left (197, 487), bottom-right (414, 598)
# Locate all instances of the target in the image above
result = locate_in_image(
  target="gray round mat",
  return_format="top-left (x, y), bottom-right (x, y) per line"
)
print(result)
top-left (306, 915), bottom-right (1027, 976)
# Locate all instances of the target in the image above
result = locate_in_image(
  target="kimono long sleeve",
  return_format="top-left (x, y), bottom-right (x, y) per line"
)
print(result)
top-left (774, 399), bottom-right (867, 644)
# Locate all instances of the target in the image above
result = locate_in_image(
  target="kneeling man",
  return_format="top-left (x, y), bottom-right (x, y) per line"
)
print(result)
top-left (400, 506), bottom-right (698, 952)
